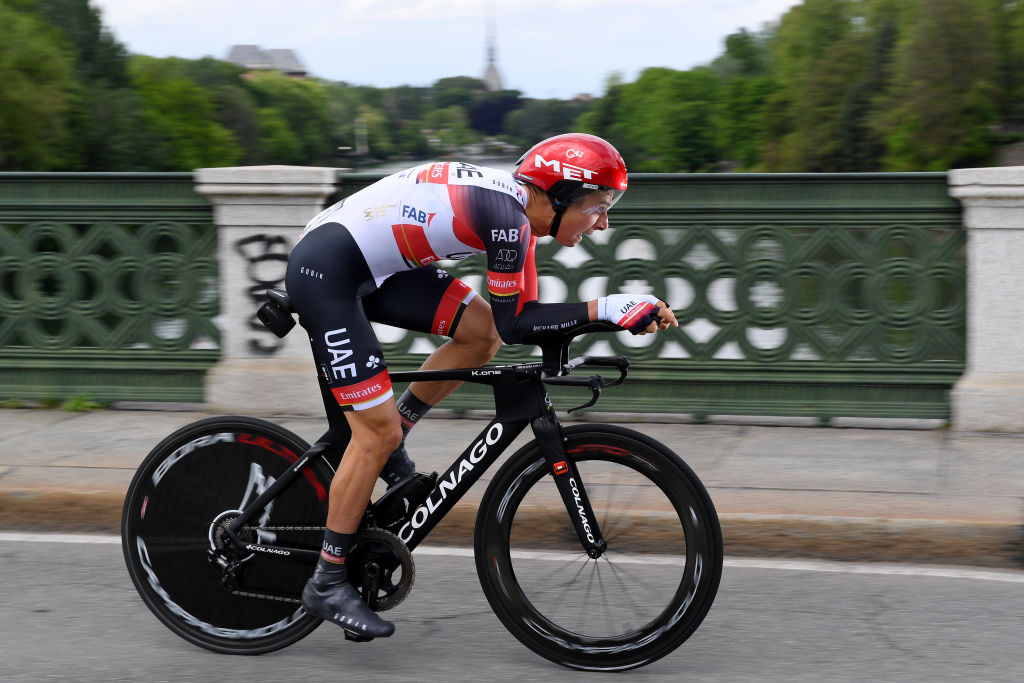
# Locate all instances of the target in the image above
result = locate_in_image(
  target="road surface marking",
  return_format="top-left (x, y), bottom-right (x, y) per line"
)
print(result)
top-left (3, 533), bottom-right (1022, 584)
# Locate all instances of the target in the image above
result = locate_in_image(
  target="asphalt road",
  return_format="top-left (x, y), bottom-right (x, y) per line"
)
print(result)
top-left (2, 534), bottom-right (1023, 682)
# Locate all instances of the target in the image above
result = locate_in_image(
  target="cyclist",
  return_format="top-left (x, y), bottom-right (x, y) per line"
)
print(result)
top-left (285, 133), bottom-right (678, 639)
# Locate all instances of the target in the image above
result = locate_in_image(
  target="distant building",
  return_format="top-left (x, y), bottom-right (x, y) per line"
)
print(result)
top-left (481, 7), bottom-right (504, 91)
top-left (226, 45), bottom-right (307, 78)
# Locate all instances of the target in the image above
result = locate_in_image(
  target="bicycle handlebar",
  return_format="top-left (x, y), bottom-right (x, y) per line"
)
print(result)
top-left (563, 355), bottom-right (630, 385)
top-left (260, 287), bottom-right (632, 410)
top-left (533, 322), bottom-right (632, 412)
top-left (542, 356), bottom-right (629, 413)
top-left (536, 320), bottom-right (625, 377)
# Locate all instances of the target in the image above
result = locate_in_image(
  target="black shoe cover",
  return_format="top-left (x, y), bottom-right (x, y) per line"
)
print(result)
top-left (380, 443), bottom-right (416, 488)
top-left (301, 574), bottom-right (395, 639)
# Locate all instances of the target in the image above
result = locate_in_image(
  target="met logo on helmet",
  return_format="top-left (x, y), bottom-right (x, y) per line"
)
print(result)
top-left (533, 154), bottom-right (597, 182)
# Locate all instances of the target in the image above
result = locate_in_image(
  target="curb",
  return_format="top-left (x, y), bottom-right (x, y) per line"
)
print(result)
top-left (719, 514), bottom-right (1023, 569)
top-left (3, 491), bottom-right (1021, 569)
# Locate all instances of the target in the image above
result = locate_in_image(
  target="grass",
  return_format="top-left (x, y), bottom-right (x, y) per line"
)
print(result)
top-left (60, 393), bottom-right (105, 412)
top-left (0, 394), bottom-right (107, 411)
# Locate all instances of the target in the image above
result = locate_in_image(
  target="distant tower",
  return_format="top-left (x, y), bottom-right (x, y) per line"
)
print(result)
top-left (481, 3), bottom-right (504, 92)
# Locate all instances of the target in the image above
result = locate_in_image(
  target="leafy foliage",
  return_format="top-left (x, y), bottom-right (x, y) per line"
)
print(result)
top-left (2, 0), bottom-right (1022, 172)
top-left (0, 0), bottom-right (78, 169)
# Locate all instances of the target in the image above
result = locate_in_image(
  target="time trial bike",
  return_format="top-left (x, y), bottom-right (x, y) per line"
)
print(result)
top-left (121, 288), bottom-right (723, 672)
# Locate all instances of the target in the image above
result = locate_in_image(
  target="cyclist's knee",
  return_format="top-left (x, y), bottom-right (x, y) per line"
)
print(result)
top-left (454, 299), bottom-right (502, 359)
top-left (346, 402), bottom-right (403, 461)
top-left (350, 420), bottom-right (402, 464)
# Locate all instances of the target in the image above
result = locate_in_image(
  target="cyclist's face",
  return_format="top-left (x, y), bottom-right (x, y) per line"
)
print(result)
top-left (554, 191), bottom-right (613, 247)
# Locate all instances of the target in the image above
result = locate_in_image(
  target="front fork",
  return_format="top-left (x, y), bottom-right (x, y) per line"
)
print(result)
top-left (531, 412), bottom-right (607, 559)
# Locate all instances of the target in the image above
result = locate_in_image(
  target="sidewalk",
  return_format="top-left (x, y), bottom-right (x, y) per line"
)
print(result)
top-left (1, 408), bottom-right (1021, 568)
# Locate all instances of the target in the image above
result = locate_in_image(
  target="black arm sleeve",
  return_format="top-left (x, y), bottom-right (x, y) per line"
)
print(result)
top-left (461, 186), bottom-right (591, 345)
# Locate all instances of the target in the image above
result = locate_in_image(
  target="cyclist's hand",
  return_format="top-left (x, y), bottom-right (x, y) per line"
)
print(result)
top-left (597, 294), bottom-right (678, 335)
top-left (638, 299), bottom-right (678, 335)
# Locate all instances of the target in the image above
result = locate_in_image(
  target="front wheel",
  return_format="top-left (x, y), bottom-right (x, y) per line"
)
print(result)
top-left (474, 424), bottom-right (723, 671)
top-left (121, 416), bottom-right (334, 654)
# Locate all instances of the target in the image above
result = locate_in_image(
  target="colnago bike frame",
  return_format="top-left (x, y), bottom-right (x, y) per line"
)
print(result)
top-left (221, 359), bottom-right (610, 561)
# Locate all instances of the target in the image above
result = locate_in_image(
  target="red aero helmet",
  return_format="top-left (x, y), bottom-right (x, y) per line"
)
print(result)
top-left (513, 133), bottom-right (628, 204)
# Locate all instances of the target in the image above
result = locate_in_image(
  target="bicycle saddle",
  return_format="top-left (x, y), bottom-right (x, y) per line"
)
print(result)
top-left (258, 288), bottom-right (297, 337)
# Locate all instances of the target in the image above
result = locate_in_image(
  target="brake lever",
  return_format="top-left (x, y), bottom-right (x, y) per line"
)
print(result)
top-left (542, 375), bottom-right (604, 413)
top-left (563, 356), bottom-right (630, 386)
top-left (568, 382), bottom-right (602, 413)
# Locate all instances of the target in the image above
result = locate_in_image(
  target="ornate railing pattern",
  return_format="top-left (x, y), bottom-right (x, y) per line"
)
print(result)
top-left (0, 173), bottom-right (217, 402)
top-left (0, 172), bottom-right (963, 417)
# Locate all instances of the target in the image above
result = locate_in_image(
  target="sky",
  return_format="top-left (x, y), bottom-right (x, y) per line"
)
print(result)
top-left (89, 0), bottom-right (803, 100)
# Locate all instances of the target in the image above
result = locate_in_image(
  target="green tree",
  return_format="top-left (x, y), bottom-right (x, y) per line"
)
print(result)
top-left (574, 75), bottom-right (644, 164)
top-left (504, 98), bottom-right (593, 147)
top-left (877, 0), bottom-right (999, 170)
top-left (212, 84), bottom-right (263, 165)
top-left (255, 107), bottom-right (303, 164)
top-left (377, 85), bottom-right (432, 157)
top-left (833, 1), bottom-right (903, 172)
top-left (712, 28), bottom-right (771, 80)
top-left (423, 105), bottom-right (477, 153)
top-left (991, 0), bottom-right (1024, 122)
top-left (128, 56), bottom-right (242, 169)
top-left (431, 76), bottom-right (488, 110)
top-left (391, 120), bottom-right (432, 158)
top-left (17, 0), bottom-right (158, 170)
top-left (31, 0), bottom-right (129, 86)
top-left (611, 67), bottom-right (720, 171)
top-left (324, 82), bottom-right (362, 157)
top-left (380, 85), bottom-right (430, 123)
top-left (758, 0), bottom-right (872, 170)
top-left (468, 90), bottom-right (523, 136)
top-left (0, 1), bottom-right (78, 169)
top-left (246, 72), bottom-right (336, 165)
top-left (716, 76), bottom-right (779, 169)
top-left (358, 106), bottom-right (398, 158)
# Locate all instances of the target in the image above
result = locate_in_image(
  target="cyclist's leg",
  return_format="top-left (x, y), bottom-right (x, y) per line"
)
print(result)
top-left (407, 294), bottom-right (502, 404)
top-left (297, 399), bottom-right (400, 639)
top-left (285, 223), bottom-right (398, 638)
top-left (365, 266), bottom-right (501, 482)
top-left (327, 401), bottom-right (402, 532)
top-left (365, 264), bottom-right (501, 405)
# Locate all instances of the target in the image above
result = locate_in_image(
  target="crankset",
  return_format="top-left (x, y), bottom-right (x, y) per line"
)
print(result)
top-left (207, 509), bottom-right (259, 564)
top-left (347, 528), bottom-right (415, 612)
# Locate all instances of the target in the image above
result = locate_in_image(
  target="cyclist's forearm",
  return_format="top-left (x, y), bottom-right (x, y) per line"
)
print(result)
top-left (490, 298), bottom-right (589, 344)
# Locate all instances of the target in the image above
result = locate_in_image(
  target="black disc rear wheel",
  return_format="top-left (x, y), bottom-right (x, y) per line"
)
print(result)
top-left (474, 424), bottom-right (723, 671)
top-left (122, 416), bottom-right (333, 654)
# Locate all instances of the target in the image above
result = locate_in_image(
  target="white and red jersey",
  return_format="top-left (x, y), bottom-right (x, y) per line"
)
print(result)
top-left (301, 161), bottom-right (526, 285)
top-left (298, 161), bottom-right (584, 345)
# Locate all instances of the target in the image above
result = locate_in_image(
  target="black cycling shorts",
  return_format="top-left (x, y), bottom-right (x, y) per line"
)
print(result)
top-left (285, 222), bottom-right (476, 411)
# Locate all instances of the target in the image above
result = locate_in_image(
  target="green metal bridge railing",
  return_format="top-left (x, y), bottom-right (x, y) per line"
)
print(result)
top-left (0, 173), bottom-right (218, 403)
top-left (0, 171), bottom-right (964, 419)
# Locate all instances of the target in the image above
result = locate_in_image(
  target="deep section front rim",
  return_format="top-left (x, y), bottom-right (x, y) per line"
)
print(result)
top-left (474, 424), bottom-right (723, 671)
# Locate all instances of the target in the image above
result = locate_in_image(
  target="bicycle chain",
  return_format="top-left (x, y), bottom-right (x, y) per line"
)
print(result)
top-left (226, 528), bottom-right (414, 610)
top-left (228, 527), bottom-right (408, 608)
top-left (229, 589), bottom-right (301, 604)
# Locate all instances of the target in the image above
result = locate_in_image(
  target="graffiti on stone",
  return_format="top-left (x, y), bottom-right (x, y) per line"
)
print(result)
top-left (234, 234), bottom-right (291, 355)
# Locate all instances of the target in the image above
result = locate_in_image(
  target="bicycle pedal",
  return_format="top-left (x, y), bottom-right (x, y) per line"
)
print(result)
top-left (344, 630), bottom-right (375, 643)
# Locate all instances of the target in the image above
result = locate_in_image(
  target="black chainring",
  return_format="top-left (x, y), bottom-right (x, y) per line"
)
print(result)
top-left (347, 528), bottom-right (415, 612)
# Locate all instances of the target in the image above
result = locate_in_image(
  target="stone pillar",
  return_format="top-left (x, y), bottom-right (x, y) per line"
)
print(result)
top-left (196, 165), bottom-right (340, 415)
top-left (948, 166), bottom-right (1024, 431)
